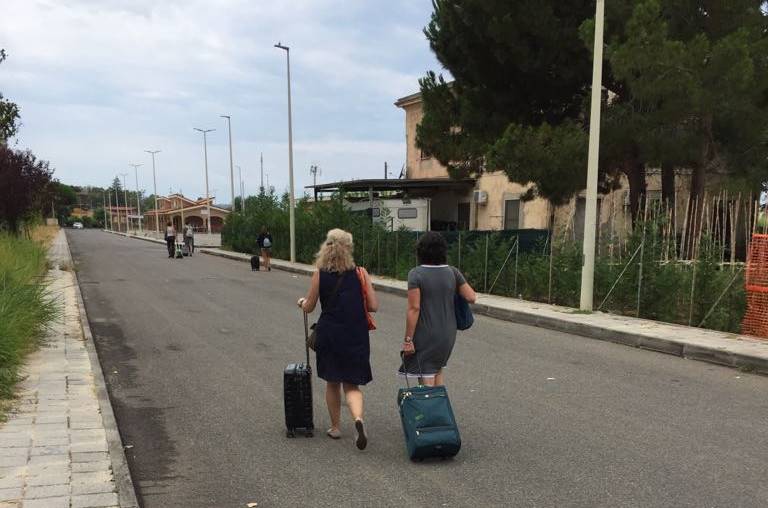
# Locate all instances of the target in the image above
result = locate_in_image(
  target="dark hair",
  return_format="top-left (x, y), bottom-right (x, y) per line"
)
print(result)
top-left (261, 225), bottom-right (268, 234)
top-left (166, 221), bottom-right (172, 227)
top-left (416, 231), bottom-right (448, 265)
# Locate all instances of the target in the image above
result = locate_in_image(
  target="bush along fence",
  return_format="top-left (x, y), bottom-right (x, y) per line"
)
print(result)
top-left (223, 192), bottom-right (749, 335)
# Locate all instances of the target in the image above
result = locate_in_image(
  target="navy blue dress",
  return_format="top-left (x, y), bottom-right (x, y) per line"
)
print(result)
top-left (315, 269), bottom-right (372, 385)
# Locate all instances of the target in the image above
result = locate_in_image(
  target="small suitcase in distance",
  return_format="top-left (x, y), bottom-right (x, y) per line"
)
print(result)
top-left (250, 255), bottom-right (260, 271)
top-left (182, 243), bottom-right (190, 256)
top-left (397, 353), bottom-right (461, 460)
top-left (283, 312), bottom-right (314, 438)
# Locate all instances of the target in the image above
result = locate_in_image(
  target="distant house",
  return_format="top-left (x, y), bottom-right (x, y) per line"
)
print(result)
top-left (105, 205), bottom-right (136, 232)
top-left (143, 193), bottom-right (230, 233)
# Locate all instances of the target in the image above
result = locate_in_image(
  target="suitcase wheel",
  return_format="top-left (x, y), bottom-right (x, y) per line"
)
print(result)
top-left (305, 431), bottom-right (313, 438)
top-left (286, 430), bottom-right (296, 438)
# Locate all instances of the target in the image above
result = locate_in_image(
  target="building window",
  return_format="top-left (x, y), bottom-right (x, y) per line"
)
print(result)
top-left (419, 148), bottom-right (432, 160)
top-left (504, 199), bottom-right (521, 230)
top-left (398, 208), bottom-right (418, 219)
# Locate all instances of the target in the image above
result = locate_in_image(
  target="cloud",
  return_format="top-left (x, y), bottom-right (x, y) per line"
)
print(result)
top-left (0, 0), bottom-right (437, 201)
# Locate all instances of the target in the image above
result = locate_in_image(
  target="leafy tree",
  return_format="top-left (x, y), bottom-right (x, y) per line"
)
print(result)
top-left (417, 1), bottom-right (595, 206)
top-left (0, 146), bottom-right (53, 233)
top-left (0, 49), bottom-right (20, 142)
top-left (607, 0), bottom-right (768, 207)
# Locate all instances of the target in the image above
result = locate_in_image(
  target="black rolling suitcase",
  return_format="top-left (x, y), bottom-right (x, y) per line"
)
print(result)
top-left (283, 313), bottom-right (314, 438)
top-left (250, 255), bottom-right (260, 271)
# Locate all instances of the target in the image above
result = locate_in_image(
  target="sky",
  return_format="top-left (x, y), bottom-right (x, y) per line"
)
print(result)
top-left (0, 0), bottom-right (443, 204)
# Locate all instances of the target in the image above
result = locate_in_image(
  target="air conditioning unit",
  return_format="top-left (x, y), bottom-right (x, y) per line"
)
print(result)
top-left (473, 190), bottom-right (488, 205)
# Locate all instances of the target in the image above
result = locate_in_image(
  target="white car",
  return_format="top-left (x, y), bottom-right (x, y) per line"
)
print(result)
top-left (72, 222), bottom-right (84, 229)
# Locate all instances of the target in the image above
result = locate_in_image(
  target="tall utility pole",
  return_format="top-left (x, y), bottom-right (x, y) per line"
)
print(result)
top-left (384, 161), bottom-right (388, 179)
top-left (275, 42), bottom-right (296, 263)
top-left (145, 150), bottom-right (161, 237)
top-left (310, 164), bottom-right (320, 187)
top-left (114, 179), bottom-right (121, 233)
top-left (193, 128), bottom-right (215, 235)
top-left (221, 115), bottom-right (236, 212)
top-left (579, 0), bottom-right (605, 311)
top-left (107, 192), bottom-right (112, 231)
top-left (102, 192), bottom-right (108, 229)
top-left (236, 165), bottom-right (245, 211)
top-left (260, 152), bottom-right (264, 193)
top-left (120, 173), bottom-right (129, 233)
top-left (129, 163), bottom-right (143, 234)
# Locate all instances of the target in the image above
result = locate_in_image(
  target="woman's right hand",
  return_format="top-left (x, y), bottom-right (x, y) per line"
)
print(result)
top-left (402, 337), bottom-right (415, 356)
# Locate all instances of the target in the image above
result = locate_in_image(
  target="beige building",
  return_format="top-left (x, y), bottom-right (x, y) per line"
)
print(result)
top-left (395, 90), bottom-right (692, 241)
top-left (144, 194), bottom-right (230, 233)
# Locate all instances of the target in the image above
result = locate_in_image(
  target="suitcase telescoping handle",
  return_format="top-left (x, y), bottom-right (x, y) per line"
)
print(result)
top-left (400, 351), bottom-right (424, 389)
top-left (302, 311), bottom-right (310, 366)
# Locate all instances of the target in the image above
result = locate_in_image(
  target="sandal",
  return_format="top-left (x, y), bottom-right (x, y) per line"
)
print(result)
top-left (354, 419), bottom-right (367, 450)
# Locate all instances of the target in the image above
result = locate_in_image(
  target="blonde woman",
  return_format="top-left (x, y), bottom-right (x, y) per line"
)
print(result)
top-left (297, 229), bottom-right (378, 449)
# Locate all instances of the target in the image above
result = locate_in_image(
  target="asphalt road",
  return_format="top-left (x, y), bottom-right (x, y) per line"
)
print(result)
top-left (67, 230), bottom-right (768, 508)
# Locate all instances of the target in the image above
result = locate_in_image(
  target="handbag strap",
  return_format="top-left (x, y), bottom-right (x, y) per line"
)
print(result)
top-left (302, 311), bottom-right (310, 365)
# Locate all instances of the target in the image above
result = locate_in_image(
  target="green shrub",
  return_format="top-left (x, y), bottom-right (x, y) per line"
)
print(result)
top-left (223, 195), bottom-right (746, 334)
top-left (0, 234), bottom-right (58, 400)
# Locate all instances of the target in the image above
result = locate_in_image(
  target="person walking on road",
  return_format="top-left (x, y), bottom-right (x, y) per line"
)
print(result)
top-left (257, 226), bottom-right (273, 271)
top-left (401, 231), bottom-right (476, 386)
top-left (164, 222), bottom-right (176, 258)
top-left (184, 222), bottom-right (194, 255)
top-left (297, 229), bottom-right (378, 449)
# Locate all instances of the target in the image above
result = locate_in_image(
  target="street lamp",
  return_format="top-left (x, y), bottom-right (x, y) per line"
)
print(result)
top-left (193, 127), bottom-right (215, 235)
top-left (145, 150), bottom-right (161, 237)
top-left (130, 163), bottom-right (143, 234)
top-left (119, 173), bottom-right (129, 234)
top-left (579, 0), bottom-right (605, 311)
top-left (221, 115), bottom-right (236, 212)
top-left (275, 41), bottom-right (296, 263)
top-left (114, 178), bottom-right (121, 233)
top-left (107, 192), bottom-right (112, 231)
top-left (236, 165), bottom-right (245, 212)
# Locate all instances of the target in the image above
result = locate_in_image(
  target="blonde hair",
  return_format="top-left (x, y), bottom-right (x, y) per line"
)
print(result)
top-left (315, 229), bottom-right (355, 272)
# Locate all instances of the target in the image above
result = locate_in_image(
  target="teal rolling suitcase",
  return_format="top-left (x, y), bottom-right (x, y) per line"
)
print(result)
top-left (397, 354), bottom-right (461, 460)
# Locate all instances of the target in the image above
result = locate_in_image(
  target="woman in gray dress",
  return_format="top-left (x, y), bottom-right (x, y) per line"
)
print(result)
top-left (402, 232), bottom-right (476, 386)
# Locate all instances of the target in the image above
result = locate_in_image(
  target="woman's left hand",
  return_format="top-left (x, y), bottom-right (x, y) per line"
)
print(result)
top-left (297, 297), bottom-right (306, 309)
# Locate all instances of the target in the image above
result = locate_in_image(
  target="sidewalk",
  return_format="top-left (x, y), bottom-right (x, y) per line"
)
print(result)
top-left (0, 230), bottom-right (138, 508)
top-left (103, 230), bottom-right (768, 375)
top-left (199, 246), bottom-right (768, 376)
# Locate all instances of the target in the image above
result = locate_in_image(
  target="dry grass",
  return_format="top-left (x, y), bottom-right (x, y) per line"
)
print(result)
top-left (29, 225), bottom-right (59, 247)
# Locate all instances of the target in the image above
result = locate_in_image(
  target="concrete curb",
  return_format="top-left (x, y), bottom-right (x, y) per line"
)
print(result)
top-left (198, 246), bottom-right (768, 377)
top-left (65, 232), bottom-right (141, 508)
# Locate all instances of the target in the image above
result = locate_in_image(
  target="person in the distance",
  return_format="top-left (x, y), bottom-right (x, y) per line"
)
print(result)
top-left (257, 226), bottom-right (273, 271)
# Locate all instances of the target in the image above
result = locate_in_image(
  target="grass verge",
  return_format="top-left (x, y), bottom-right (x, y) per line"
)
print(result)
top-left (0, 231), bottom-right (59, 405)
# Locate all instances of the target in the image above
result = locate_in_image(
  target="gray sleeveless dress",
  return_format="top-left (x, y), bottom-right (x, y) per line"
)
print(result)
top-left (401, 265), bottom-right (466, 376)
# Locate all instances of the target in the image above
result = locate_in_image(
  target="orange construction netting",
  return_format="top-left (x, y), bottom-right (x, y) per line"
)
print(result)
top-left (742, 234), bottom-right (768, 339)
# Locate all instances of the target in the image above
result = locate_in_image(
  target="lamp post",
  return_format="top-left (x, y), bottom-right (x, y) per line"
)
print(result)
top-left (193, 127), bottom-right (215, 235)
top-left (107, 192), bottom-right (112, 231)
top-left (275, 42), bottom-right (296, 262)
top-left (129, 163), bottom-right (143, 234)
top-left (579, 0), bottom-right (605, 311)
top-left (145, 150), bottom-right (161, 237)
top-left (221, 115), bottom-right (236, 212)
top-left (236, 165), bottom-right (244, 212)
top-left (114, 179), bottom-right (121, 233)
top-left (119, 173), bottom-right (129, 234)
